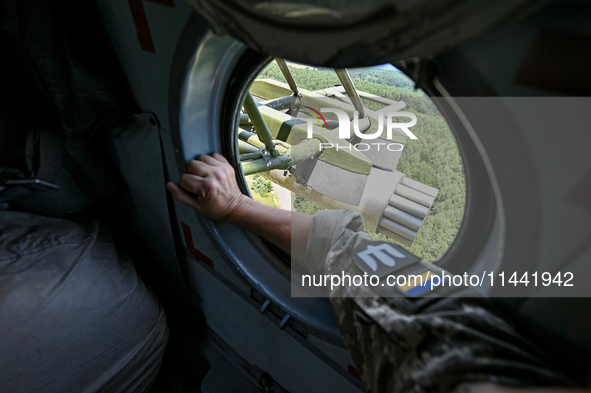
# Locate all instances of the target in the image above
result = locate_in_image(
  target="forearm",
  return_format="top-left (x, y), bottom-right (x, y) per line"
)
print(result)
top-left (227, 196), bottom-right (313, 262)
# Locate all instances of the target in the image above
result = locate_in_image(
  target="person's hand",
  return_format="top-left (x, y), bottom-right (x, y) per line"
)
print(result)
top-left (166, 153), bottom-right (247, 221)
top-left (167, 152), bottom-right (311, 257)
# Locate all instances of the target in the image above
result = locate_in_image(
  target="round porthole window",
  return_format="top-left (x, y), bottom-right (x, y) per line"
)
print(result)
top-left (172, 29), bottom-right (498, 340)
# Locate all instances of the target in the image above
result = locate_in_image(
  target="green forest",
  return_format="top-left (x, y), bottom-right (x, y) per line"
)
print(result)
top-left (255, 61), bottom-right (466, 262)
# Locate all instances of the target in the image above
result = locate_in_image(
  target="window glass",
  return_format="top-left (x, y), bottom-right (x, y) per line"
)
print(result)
top-left (239, 60), bottom-right (465, 262)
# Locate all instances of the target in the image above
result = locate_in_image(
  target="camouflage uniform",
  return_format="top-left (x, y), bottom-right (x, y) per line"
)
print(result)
top-left (305, 210), bottom-right (574, 393)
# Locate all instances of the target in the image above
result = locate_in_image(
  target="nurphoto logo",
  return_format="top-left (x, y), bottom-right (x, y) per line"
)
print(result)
top-left (304, 107), bottom-right (418, 152)
top-left (305, 108), bottom-right (418, 140)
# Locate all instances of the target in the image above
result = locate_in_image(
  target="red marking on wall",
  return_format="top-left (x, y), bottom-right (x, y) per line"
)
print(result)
top-left (181, 221), bottom-right (214, 268)
top-left (347, 364), bottom-right (361, 381)
top-left (128, 0), bottom-right (175, 54)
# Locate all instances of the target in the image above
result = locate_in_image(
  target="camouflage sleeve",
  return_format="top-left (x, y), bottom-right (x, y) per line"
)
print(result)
top-left (306, 210), bottom-right (574, 393)
top-left (306, 209), bottom-right (367, 277)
